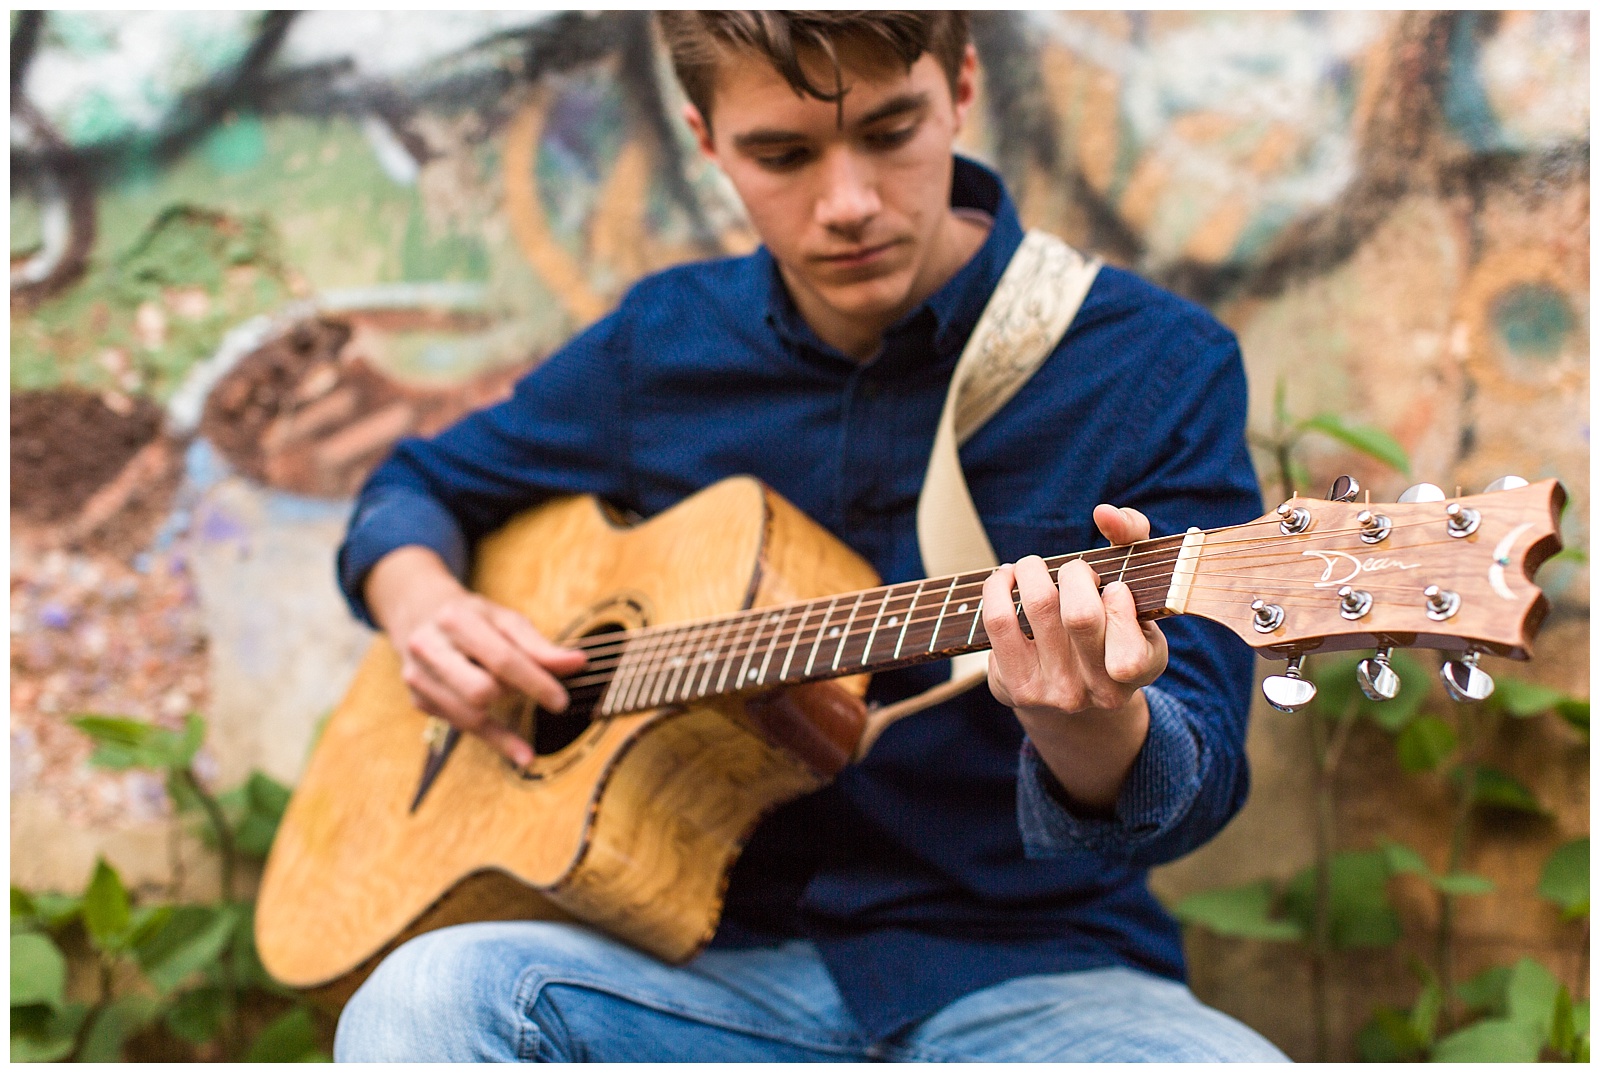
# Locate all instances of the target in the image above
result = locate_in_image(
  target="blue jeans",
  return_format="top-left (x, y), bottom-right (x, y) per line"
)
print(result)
top-left (334, 922), bottom-right (1288, 1062)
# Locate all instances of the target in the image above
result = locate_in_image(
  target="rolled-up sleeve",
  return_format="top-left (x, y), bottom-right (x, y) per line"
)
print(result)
top-left (1017, 684), bottom-right (1204, 860)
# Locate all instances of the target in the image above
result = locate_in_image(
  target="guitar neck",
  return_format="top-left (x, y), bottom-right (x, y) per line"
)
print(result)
top-left (593, 534), bottom-right (1187, 717)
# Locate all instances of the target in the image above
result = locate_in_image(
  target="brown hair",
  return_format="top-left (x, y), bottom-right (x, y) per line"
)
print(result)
top-left (657, 11), bottom-right (969, 130)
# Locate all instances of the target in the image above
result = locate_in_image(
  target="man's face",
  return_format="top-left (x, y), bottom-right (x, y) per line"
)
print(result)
top-left (686, 44), bottom-right (977, 338)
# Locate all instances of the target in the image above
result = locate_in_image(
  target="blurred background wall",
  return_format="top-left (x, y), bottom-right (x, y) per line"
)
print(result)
top-left (10, 11), bottom-right (1588, 1060)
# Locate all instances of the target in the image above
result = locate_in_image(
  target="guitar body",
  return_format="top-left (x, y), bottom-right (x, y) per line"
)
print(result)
top-left (256, 477), bottom-right (879, 1002)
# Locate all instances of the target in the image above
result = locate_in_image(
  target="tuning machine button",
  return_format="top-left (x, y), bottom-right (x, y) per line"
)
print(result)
top-left (1441, 651), bottom-right (1495, 702)
top-left (1484, 475), bottom-right (1528, 493)
top-left (1445, 503), bottom-right (1481, 538)
top-left (1399, 483), bottom-right (1447, 503)
top-left (1327, 475), bottom-right (1360, 503)
top-left (1276, 501), bottom-right (1311, 534)
top-left (1251, 599), bottom-right (1285, 633)
top-left (1357, 647), bottom-right (1401, 701)
top-left (1338, 586), bottom-right (1373, 620)
top-left (1263, 655), bottom-right (1318, 712)
top-left (1357, 509), bottom-right (1392, 544)
top-left (1424, 585), bottom-right (1460, 621)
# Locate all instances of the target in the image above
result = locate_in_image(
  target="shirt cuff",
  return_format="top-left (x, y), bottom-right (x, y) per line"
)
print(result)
top-left (1016, 684), bottom-right (1202, 860)
top-left (336, 487), bottom-right (470, 628)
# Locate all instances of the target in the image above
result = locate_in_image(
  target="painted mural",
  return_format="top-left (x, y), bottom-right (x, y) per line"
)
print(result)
top-left (9, 12), bottom-right (1589, 1060)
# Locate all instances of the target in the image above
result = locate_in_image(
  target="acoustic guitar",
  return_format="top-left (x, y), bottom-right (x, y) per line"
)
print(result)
top-left (255, 473), bottom-right (1565, 1002)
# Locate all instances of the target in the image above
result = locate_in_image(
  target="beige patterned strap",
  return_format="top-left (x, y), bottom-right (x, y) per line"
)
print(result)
top-left (858, 231), bottom-right (1099, 752)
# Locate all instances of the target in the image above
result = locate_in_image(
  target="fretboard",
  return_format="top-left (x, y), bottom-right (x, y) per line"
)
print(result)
top-left (594, 536), bottom-right (1184, 717)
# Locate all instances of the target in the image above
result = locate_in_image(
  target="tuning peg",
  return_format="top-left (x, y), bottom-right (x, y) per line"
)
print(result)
top-left (1357, 647), bottom-right (1401, 701)
top-left (1327, 475), bottom-right (1360, 503)
top-left (1398, 482), bottom-right (1446, 503)
top-left (1483, 475), bottom-right (1528, 493)
top-left (1262, 655), bottom-right (1318, 712)
top-left (1440, 651), bottom-right (1494, 703)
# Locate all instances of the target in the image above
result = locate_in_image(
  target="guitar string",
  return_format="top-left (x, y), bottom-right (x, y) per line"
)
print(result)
top-left (570, 569), bottom-right (1483, 698)
top-left (554, 513), bottom-right (1466, 661)
top-left (554, 519), bottom-right (1469, 674)
top-left (559, 557), bottom-right (1500, 702)
top-left (555, 527), bottom-right (1477, 690)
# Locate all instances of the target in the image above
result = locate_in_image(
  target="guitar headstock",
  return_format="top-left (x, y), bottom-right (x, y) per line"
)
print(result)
top-left (1185, 477), bottom-right (1565, 661)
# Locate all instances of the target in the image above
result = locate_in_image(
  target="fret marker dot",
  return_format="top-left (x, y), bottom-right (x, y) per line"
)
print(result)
top-left (747, 668), bottom-right (758, 680)
top-left (829, 627), bottom-right (840, 637)
top-left (887, 616), bottom-right (898, 627)
top-left (958, 603), bottom-right (968, 613)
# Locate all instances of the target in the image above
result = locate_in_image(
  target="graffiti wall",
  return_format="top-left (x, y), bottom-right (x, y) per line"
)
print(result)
top-left (10, 12), bottom-right (1588, 1059)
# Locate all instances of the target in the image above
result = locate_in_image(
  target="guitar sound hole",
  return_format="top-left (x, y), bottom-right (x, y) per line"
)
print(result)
top-left (527, 622), bottom-right (619, 756)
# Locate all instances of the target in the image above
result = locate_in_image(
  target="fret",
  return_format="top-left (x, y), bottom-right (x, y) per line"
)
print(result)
top-left (891, 580), bottom-right (927, 660)
top-left (715, 612), bottom-right (758, 695)
top-left (620, 627), bottom-right (668, 713)
top-left (745, 614), bottom-right (784, 687)
top-left (692, 615), bottom-right (736, 699)
top-left (604, 634), bottom-right (642, 715)
top-left (1115, 543), bottom-right (1134, 585)
top-left (857, 587), bottom-right (894, 666)
top-left (660, 620), bottom-right (701, 705)
top-left (966, 595), bottom-right (984, 645)
top-left (803, 596), bottom-right (840, 677)
top-left (830, 590), bottom-right (868, 672)
top-left (926, 575), bottom-right (961, 653)
top-left (777, 601), bottom-right (814, 682)
top-left (648, 625), bottom-right (690, 708)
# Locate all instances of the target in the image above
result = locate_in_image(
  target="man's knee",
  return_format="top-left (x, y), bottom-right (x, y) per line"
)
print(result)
top-left (334, 921), bottom-right (584, 1062)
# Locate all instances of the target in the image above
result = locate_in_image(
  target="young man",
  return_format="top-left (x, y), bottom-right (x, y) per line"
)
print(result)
top-left (332, 12), bottom-right (1286, 1062)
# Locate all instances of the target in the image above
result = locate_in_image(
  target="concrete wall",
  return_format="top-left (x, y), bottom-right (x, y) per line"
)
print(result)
top-left (10, 12), bottom-right (1588, 1059)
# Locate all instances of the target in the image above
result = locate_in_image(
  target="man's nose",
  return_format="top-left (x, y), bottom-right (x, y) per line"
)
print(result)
top-left (814, 148), bottom-right (880, 232)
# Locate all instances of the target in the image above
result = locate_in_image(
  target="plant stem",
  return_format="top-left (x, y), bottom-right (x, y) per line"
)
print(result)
top-left (1309, 710), bottom-right (1335, 1062)
top-left (1436, 706), bottom-right (1481, 1034)
top-left (176, 764), bottom-right (241, 1057)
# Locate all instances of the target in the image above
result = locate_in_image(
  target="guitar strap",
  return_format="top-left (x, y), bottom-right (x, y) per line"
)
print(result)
top-left (856, 231), bottom-right (1101, 757)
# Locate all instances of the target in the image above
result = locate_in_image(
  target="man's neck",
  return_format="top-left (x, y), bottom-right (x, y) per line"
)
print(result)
top-left (782, 209), bottom-right (991, 362)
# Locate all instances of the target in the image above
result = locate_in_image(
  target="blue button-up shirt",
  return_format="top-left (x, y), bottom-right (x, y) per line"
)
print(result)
top-left (338, 157), bottom-right (1263, 1040)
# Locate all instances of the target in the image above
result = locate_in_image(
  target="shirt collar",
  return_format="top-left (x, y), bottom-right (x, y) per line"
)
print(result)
top-left (761, 155), bottom-right (1025, 366)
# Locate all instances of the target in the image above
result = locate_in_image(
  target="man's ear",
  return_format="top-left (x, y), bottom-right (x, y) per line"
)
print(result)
top-left (950, 44), bottom-right (978, 133)
top-left (682, 102), bottom-right (717, 161)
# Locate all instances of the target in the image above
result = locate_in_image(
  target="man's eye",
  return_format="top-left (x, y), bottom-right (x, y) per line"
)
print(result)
top-left (755, 148), bottom-right (810, 170)
top-left (865, 126), bottom-right (917, 150)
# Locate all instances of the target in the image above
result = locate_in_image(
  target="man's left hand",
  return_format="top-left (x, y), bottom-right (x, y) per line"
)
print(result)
top-left (982, 504), bottom-right (1169, 811)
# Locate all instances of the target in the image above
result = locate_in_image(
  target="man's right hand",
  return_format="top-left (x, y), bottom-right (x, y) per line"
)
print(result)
top-left (363, 546), bottom-right (587, 768)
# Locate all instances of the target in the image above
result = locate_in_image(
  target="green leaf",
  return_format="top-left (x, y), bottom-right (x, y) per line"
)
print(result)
top-left (246, 1006), bottom-right (322, 1062)
top-left (9, 1001), bottom-right (89, 1062)
top-left (76, 993), bottom-right (163, 1063)
top-left (227, 902), bottom-right (291, 996)
top-left (1538, 838), bottom-right (1588, 918)
top-left (1505, 957), bottom-right (1562, 1037)
top-left (81, 858), bottom-right (131, 953)
top-left (1489, 677), bottom-right (1568, 717)
top-left (1381, 840), bottom-right (1430, 877)
top-left (1360, 1006), bottom-right (1425, 1061)
top-left (1457, 964), bottom-right (1513, 1017)
top-left (1459, 766), bottom-right (1548, 816)
top-left (1396, 715), bottom-right (1457, 772)
top-left (1551, 986), bottom-right (1576, 1058)
top-left (137, 904), bottom-right (238, 995)
top-left (1430, 1018), bottom-right (1543, 1062)
top-left (1412, 979), bottom-right (1446, 1047)
top-left (11, 887), bottom-right (37, 922)
top-left (1171, 881), bottom-right (1306, 941)
top-left (1284, 851), bottom-right (1401, 950)
top-left (1299, 412), bottom-right (1411, 475)
top-left (164, 986), bottom-right (229, 1045)
top-left (1433, 872), bottom-right (1495, 896)
top-left (235, 772), bottom-right (292, 858)
top-left (71, 712), bottom-right (205, 772)
top-left (10, 932), bottom-right (67, 1009)
top-left (1555, 698), bottom-right (1589, 736)
top-left (22, 891), bottom-right (83, 931)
